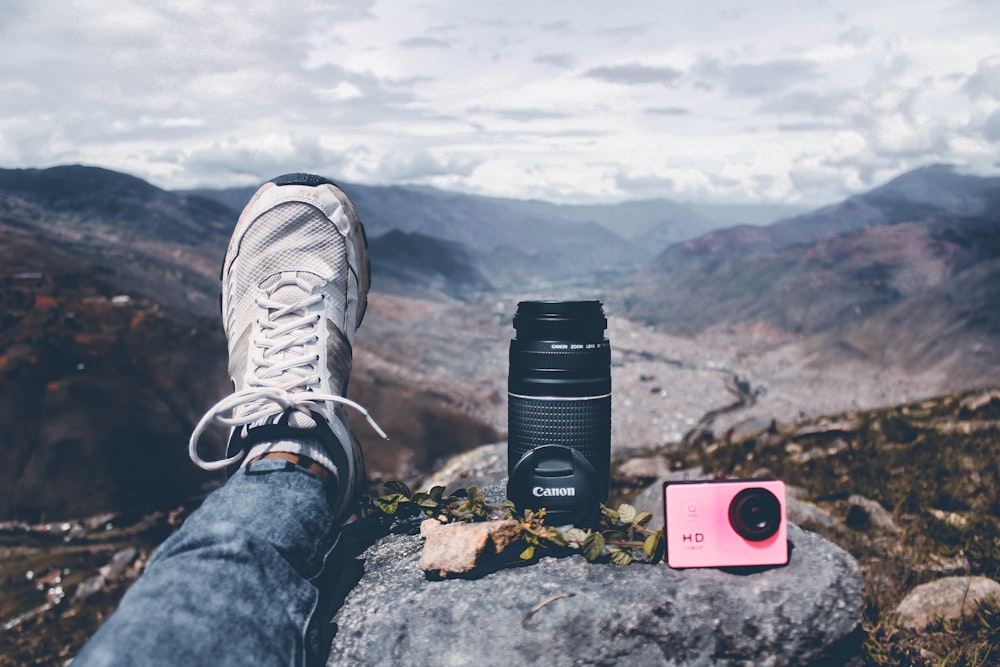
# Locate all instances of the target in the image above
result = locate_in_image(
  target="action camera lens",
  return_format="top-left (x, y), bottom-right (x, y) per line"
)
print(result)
top-left (728, 487), bottom-right (781, 541)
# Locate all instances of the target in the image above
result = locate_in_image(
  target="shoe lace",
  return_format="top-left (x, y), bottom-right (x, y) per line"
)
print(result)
top-left (189, 274), bottom-right (386, 471)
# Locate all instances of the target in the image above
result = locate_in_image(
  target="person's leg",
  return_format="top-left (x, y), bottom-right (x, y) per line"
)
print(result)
top-left (73, 458), bottom-right (340, 666)
top-left (72, 174), bottom-right (383, 666)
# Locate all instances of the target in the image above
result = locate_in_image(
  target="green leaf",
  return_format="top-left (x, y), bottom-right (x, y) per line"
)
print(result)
top-left (428, 485), bottom-right (446, 501)
top-left (466, 486), bottom-right (479, 500)
top-left (520, 545), bottom-right (535, 560)
top-left (600, 504), bottom-right (620, 525)
top-left (610, 548), bottom-right (633, 566)
top-left (545, 529), bottom-right (568, 548)
top-left (634, 510), bottom-right (654, 527)
top-left (376, 493), bottom-right (404, 514)
top-left (498, 500), bottom-right (517, 518)
top-left (411, 492), bottom-right (439, 509)
top-left (602, 529), bottom-right (627, 542)
top-left (383, 481), bottom-right (412, 498)
top-left (618, 503), bottom-right (637, 525)
top-left (582, 532), bottom-right (606, 561)
top-left (643, 532), bottom-right (659, 558)
top-left (565, 528), bottom-right (589, 544)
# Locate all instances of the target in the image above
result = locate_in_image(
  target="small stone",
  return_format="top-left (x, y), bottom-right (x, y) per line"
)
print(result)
top-left (792, 420), bottom-right (857, 440)
top-left (845, 495), bottom-right (900, 534)
top-left (958, 390), bottom-right (1000, 417)
top-left (895, 576), bottom-right (1000, 630)
top-left (105, 547), bottom-right (137, 580)
top-left (786, 497), bottom-right (836, 531)
top-left (72, 574), bottom-right (105, 602)
top-left (418, 519), bottom-right (521, 578)
top-left (727, 416), bottom-right (774, 443)
top-left (928, 508), bottom-right (968, 529)
top-left (914, 553), bottom-right (970, 575)
top-left (616, 456), bottom-right (673, 481)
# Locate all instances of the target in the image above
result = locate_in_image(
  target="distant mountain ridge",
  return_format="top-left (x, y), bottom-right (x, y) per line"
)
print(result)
top-left (185, 179), bottom-right (796, 293)
top-left (0, 165), bottom-right (233, 245)
top-left (368, 230), bottom-right (492, 298)
top-left (667, 164), bottom-right (1000, 259)
top-left (0, 165), bottom-right (232, 317)
top-left (623, 165), bottom-right (1000, 386)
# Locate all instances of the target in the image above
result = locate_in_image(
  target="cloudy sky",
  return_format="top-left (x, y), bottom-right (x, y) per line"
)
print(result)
top-left (1, 1), bottom-right (999, 205)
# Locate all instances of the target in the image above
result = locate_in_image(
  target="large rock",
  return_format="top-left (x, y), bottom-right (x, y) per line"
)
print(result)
top-left (419, 442), bottom-right (507, 493)
top-left (328, 490), bottom-right (862, 666)
top-left (895, 576), bottom-right (1000, 630)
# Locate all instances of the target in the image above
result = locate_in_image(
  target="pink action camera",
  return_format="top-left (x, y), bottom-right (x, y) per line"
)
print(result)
top-left (663, 479), bottom-right (788, 569)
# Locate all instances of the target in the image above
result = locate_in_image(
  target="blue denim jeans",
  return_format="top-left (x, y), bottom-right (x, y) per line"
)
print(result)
top-left (73, 457), bottom-right (342, 666)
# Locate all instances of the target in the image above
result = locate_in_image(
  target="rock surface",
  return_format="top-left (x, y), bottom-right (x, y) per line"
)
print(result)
top-left (894, 576), bottom-right (1000, 630)
top-left (419, 442), bottom-right (507, 493)
top-left (328, 489), bottom-right (862, 666)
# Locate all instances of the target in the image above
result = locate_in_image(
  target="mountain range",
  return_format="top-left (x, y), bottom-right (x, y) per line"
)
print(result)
top-left (1, 162), bottom-right (998, 519)
top-left (622, 164), bottom-right (1000, 386)
top-left (183, 179), bottom-right (801, 295)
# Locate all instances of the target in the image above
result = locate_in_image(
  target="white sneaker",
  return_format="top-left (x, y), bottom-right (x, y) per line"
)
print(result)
top-left (189, 173), bottom-right (385, 519)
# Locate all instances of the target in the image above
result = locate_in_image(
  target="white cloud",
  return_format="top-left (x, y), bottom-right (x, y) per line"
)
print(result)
top-left (1, 0), bottom-right (999, 204)
top-left (374, 149), bottom-right (481, 182)
top-left (964, 56), bottom-right (1000, 101)
top-left (584, 64), bottom-right (684, 87)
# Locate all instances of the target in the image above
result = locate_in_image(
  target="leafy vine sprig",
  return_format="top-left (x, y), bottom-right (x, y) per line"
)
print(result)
top-left (370, 481), bottom-right (664, 565)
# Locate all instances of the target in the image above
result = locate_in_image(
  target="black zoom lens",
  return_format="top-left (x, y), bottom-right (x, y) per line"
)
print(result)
top-left (728, 488), bottom-right (782, 542)
top-left (507, 300), bottom-right (611, 525)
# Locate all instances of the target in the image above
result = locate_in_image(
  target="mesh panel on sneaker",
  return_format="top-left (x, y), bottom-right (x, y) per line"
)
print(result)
top-left (226, 202), bottom-right (348, 344)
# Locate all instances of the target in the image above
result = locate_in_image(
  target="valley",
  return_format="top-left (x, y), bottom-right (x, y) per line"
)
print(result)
top-left (354, 289), bottom-right (957, 474)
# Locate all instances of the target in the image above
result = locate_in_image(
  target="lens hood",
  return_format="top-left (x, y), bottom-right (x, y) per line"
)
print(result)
top-left (512, 300), bottom-right (607, 341)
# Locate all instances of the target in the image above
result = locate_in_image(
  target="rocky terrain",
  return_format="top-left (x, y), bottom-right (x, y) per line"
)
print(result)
top-left (3, 388), bottom-right (997, 665)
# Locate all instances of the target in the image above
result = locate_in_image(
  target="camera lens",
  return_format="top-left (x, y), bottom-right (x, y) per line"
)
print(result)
top-left (507, 300), bottom-right (611, 521)
top-left (728, 487), bottom-right (781, 541)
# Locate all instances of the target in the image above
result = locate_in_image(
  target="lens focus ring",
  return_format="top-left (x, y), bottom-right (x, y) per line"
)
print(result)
top-left (507, 394), bottom-right (611, 499)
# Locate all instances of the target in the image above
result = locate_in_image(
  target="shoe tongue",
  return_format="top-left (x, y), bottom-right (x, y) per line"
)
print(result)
top-left (260, 271), bottom-right (323, 306)
top-left (250, 410), bottom-right (317, 430)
